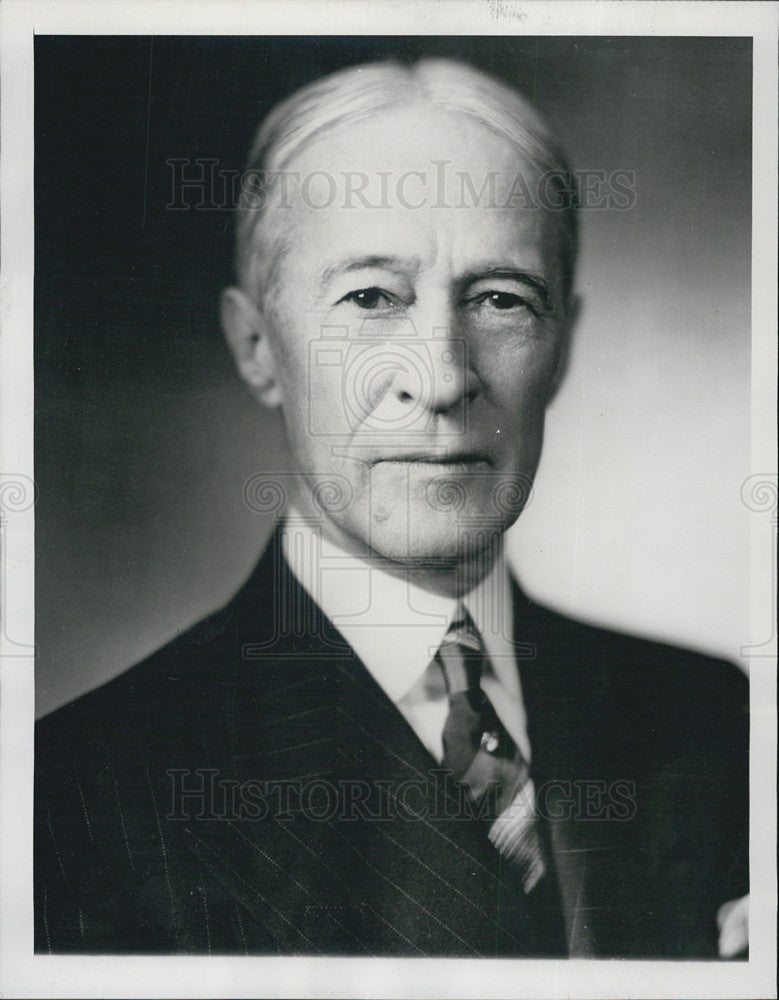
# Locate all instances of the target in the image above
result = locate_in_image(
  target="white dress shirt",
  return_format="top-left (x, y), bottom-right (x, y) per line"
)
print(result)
top-left (281, 508), bottom-right (532, 764)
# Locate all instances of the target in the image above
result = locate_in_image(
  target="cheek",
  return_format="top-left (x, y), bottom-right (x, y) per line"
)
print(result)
top-left (480, 336), bottom-right (560, 415)
top-left (271, 331), bottom-right (351, 468)
top-left (267, 307), bottom-right (318, 408)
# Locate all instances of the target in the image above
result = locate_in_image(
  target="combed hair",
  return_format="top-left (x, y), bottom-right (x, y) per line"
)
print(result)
top-left (235, 58), bottom-right (578, 302)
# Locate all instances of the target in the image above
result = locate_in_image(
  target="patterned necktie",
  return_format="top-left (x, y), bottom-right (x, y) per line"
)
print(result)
top-left (438, 604), bottom-right (546, 894)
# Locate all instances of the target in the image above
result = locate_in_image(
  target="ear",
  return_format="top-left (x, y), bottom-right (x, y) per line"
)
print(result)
top-left (547, 293), bottom-right (580, 404)
top-left (220, 287), bottom-right (283, 408)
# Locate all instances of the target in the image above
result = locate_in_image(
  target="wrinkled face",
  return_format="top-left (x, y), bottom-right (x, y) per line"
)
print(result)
top-left (254, 105), bottom-right (572, 566)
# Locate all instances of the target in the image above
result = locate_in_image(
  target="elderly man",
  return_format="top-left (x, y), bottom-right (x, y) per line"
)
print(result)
top-left (35, 58), bottom-right (748, 957)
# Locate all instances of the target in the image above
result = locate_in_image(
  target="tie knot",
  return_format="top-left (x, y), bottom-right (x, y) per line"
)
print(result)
top-left (438, 603), bottom-right (485, 695)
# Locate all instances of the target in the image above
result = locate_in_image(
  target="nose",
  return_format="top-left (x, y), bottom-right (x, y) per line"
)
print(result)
top-left (392, 304), bottom-right (479, 417)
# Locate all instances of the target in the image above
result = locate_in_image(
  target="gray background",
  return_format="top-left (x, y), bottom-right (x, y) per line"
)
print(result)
top-left (35, 36), bottom-right (752, 716)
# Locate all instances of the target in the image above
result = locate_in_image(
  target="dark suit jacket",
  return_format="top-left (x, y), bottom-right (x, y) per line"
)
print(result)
top-left (35, 528), bottom-right (748, 956)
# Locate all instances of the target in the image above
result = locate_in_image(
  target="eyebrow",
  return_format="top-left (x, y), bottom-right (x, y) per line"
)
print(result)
top-left (318, 255), bottom-right (421, 287)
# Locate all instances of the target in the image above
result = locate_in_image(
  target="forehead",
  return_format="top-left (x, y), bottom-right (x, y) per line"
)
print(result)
top-left (294, 104), bottom-right (521, 177)
top-left (261, 105), bottom-right (563, 286)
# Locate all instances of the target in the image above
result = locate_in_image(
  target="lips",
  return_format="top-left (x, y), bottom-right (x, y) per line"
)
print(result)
top-left (372, 451), bottom-right (492, 466)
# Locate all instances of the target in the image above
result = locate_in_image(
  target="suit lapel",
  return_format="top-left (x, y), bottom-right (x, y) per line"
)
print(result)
top-left (512, 579), bottom-right (598, 956)
top-left (331, 653), bottom-right (549, 956)
top-left (513, 579), bottom-right (674, 957)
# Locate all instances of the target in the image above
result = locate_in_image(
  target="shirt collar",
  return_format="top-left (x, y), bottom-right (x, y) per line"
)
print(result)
top-left (281, 508), bottom-right (514, 703)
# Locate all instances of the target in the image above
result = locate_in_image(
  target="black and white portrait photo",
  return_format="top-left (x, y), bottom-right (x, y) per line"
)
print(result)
top-left (0, 2), bottom-right (775, 998)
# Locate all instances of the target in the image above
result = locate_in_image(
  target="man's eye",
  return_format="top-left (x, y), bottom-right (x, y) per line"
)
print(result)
top-left (340, 287), bottom-right (393, 310)
top-left (465, 290), bottom-right (545, 319)
top-left (481, 291), bottom-right (527, 310)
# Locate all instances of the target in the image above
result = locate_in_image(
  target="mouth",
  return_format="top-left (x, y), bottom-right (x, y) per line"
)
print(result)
top-left (372, 452), bottom-right (492, 469)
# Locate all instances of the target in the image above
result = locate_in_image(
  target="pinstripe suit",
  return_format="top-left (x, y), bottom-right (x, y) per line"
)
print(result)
top-left (35, 527), bottom-right (748, 955)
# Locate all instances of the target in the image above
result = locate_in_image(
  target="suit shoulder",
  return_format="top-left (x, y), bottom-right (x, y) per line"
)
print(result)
top-left (516, 589), bottom-right (747, 714)
top-left (36, 600), bottom-right (241, 757)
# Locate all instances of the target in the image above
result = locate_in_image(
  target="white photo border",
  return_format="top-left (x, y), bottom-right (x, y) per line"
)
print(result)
top-left (1, 1), bottom-right (776, 998)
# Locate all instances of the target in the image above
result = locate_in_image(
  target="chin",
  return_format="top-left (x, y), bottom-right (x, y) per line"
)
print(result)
top-left (362, 506), bottom-right (512, 568)
top-left (339, 466), bottom-right (525, 563)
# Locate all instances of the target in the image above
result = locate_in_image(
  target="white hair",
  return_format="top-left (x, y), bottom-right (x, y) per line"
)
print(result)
top-left (235, 58), bottom-right (578, 302)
